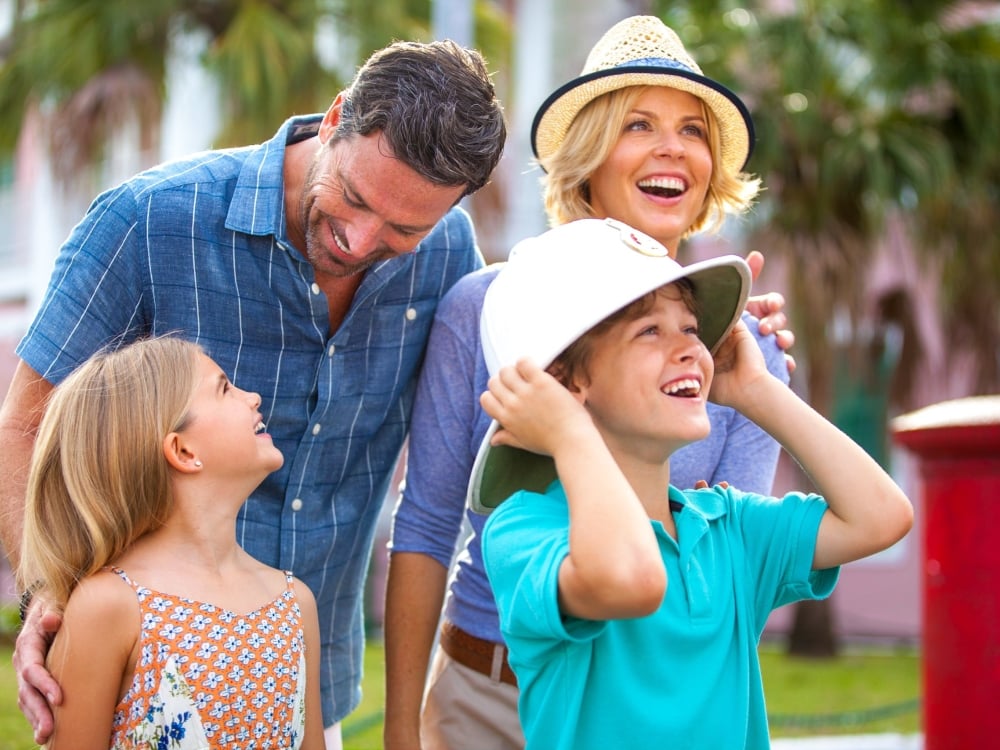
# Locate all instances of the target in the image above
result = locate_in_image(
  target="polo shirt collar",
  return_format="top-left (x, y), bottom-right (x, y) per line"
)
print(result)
top-left (668, 484), bottom-right (728, 521)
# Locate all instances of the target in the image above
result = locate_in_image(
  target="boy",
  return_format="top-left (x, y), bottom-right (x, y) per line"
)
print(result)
top-left (469, 218), bottom-right (913, 749)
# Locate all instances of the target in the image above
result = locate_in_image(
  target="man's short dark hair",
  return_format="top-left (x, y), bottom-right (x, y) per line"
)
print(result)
top-left (337, 39), bottom-right (506, 197)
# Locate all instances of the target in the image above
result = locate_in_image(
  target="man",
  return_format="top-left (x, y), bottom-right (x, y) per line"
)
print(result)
top-left (0, 38), bottom-right (505, 748)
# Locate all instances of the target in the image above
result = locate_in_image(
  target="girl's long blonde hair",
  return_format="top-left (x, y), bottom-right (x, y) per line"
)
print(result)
top-left (541, 86), bottom-right (762, 237)
top-left (17, 337), bottom-right (201, 612)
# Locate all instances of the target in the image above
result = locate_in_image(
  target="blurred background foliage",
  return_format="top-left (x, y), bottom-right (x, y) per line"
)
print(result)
top-left (0, 0), bottom-right (511, 165)
top-left (0, 0), bottom-right (997, 657)
top-left (654, 0), bottom-right (1000, 412)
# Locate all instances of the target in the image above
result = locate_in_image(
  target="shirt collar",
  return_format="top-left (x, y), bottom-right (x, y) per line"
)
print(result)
top-left (668, 484), bottom-right (729, 520)
top-left (225, 114), bottom-right (323, 244)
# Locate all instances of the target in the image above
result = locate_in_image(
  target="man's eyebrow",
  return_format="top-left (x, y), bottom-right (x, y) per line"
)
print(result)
top-left (340, 171), bottom-right (436, 235)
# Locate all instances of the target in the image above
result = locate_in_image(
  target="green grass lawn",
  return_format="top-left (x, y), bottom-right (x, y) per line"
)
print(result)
top-left (0, 637), bottom-right (920, 749)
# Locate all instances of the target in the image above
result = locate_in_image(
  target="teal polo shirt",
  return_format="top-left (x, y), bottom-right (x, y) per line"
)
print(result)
top-left (482, 482), bottom-right (838, 750)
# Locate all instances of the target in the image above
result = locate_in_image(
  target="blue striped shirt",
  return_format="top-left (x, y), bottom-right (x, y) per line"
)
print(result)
top-left (17, 114), bottom-right (484, 725)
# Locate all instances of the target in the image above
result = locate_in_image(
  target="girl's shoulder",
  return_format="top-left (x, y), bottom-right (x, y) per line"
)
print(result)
top-left (56, 569), bottom-right (140, 670)
top-left (289, 574), bottom-right (318, 620)
top-left (63, 568), bottom-right (137, 622)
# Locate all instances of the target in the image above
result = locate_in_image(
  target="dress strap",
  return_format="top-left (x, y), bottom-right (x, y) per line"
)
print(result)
top-left (105, 565), bottom-right (139, 590)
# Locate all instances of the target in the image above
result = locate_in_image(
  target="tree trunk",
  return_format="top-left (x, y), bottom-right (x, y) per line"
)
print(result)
top-left (787, 598), bottom-right (839, 657)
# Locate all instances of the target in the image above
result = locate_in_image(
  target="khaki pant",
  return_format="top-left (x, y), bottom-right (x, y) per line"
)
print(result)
top-left (421, 647), bottom-right (525, 750)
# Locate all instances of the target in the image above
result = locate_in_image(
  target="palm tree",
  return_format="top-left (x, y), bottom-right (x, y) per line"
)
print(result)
top-left (0, 0), bottom-right (511, 176)
top-left (653, 0), bottom-right (1000, 655)
top-left (0, 1), bottom-right (341, 173)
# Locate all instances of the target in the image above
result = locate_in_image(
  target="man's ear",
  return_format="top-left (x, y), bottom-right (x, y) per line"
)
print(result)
top-left (318, 93), bottom-right (345, 144)
top-left (163, 432), bottom-right (201, 474)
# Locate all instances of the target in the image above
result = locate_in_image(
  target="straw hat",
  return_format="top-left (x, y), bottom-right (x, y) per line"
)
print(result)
top-left (467, 218), bottom-right (751, 514)
top-left (531, 15), bottom-right (754, 176)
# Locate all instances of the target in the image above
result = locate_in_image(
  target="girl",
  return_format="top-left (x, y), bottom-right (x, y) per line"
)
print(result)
top-left (17, 336), bottom-right (324, 749)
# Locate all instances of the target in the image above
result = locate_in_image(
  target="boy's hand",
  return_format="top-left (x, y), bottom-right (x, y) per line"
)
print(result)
top-left (708, 320), bottom-right (772, 410)
top-left (745, 250), bottom-right (796, 374)
top-left (481, 358), bottom-right (594, 458)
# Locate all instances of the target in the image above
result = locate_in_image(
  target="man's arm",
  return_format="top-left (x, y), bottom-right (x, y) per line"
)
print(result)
top-left (0, 360), bottom-right (52, 566)
top-left (0, 359), bottom-right (62, 743)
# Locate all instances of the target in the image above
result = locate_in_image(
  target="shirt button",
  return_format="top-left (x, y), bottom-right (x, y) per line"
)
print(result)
top-left (406, 307), bottom-right (417, 321)
top-left (311, 283), bottom-right (321, 295)
top-left (312, 423), bottom-right (322, 436)
top-left (328, 344), bottom-right (336, 357)
top-left (291, 498), bottom-right (303, 511)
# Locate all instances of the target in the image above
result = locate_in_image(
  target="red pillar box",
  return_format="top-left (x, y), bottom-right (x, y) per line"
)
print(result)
top-left (892, 395), bottom-right (1000, 749)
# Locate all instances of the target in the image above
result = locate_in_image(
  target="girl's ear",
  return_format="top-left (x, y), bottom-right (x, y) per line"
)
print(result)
top-left (163, 432), bottom-right (202, 474)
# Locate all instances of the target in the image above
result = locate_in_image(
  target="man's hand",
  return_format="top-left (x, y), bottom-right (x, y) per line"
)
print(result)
top-left (745, 251), bottom-right (796, 374)
top-left (14, 601), bottom-right (62, 745)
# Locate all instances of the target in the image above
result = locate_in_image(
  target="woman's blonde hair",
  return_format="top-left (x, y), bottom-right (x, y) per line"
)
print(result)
top-left (541, 86), bottom-right (761, 237)
top-left (17, 336), bottom-right (202, 612)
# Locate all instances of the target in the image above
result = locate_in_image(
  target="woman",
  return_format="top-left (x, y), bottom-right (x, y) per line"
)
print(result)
top-left (385, 16), bottom-right (794, 750)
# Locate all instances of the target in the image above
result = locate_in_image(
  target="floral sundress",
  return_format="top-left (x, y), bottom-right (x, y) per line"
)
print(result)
top-left (108, 567), bottom-right (307, 749)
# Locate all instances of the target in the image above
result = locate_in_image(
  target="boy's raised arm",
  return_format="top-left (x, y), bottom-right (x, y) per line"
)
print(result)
top-left (481, 359), bottom-right (666, 620)
top-left (710, 323), bottom-right (914, 570)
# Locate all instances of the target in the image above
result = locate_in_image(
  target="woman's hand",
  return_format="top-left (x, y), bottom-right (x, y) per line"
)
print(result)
top-left (745, 250), bottom-right (796, 374)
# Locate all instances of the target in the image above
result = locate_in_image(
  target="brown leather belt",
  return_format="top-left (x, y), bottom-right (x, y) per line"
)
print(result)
top-left (439, 621), bottom-right (517, 687)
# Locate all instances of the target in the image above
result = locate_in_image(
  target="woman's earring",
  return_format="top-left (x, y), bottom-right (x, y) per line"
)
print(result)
top-left (194, 460), bottom-right (203, 468)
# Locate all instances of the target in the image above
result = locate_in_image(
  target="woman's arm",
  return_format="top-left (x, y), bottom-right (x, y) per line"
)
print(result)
top-left (384, 269), bottom-right (494, 750)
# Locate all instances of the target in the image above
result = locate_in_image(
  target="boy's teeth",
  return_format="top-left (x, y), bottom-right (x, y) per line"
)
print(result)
top-left (662, 379), bottom-right (701, 396)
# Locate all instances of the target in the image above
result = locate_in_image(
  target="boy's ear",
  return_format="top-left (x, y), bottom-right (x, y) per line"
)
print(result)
top-left (163, 432), bottom-right (202, 474)
top-left (546, 363), bottom-right (588, 401)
